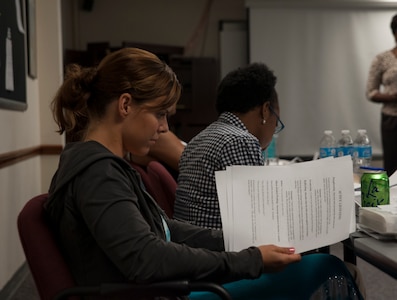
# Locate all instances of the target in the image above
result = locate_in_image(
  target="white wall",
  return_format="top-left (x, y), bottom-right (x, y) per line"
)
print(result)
top-left (219, 21), bottom-right (248, 79)
top-left (0, 0), bottom-right (63, 289)
top-left (37, 0), bottom-right (65, 190)
top-left (247, 0), bottom-right (397, 158)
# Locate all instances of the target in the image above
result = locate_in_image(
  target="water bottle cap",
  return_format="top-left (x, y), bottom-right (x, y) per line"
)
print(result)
top-left (324, 130), bottom-right (333, 134)
top-left (357, 129), bottom-right (367, 134)
top-left (341, 129), bottom-right (350, 134)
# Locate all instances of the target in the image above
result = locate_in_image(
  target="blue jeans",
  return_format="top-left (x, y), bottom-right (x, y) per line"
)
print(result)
top-left (189, 254), bottom-right (363, 300)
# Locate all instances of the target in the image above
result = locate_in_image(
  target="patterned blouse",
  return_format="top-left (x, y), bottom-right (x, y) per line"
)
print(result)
top-left (366, 50), bottom-right (397, 116)
top-left (174, 112), bottom-right (265, 229)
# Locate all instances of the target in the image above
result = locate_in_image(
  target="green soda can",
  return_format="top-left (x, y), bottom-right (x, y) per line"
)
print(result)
top-left (360, 166), bottom-right (390, 207)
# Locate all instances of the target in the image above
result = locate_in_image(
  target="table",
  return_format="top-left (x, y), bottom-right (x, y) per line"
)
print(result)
top-left (343, 231), bottom-right (397, 280)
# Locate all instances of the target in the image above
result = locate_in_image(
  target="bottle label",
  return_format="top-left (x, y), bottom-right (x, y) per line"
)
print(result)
top-left (320, 147), bottom-right (336, 158)
top-left (355, 145), bottom-right (372, 159)
top-left (337, 146), bottom-right (354, 157)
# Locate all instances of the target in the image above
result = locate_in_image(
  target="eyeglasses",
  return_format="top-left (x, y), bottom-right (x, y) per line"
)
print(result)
top-left (269, 106), bottom-right (285, 134)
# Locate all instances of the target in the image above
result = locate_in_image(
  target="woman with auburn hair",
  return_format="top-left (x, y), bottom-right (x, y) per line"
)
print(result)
top-left (45, 47), bottom-right (363, 299)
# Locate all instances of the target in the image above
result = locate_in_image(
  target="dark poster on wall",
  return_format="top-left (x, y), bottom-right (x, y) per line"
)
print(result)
top-left (0, 0), bottom-right (27, 111)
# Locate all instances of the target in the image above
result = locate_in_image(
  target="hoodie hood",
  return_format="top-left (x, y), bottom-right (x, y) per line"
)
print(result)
top-left (49, 141), bottom-right (129, 195)
top-left (45, 141), bottom-right (133, 219)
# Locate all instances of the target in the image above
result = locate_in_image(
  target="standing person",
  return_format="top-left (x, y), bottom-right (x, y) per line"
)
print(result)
top-left (174, 63), bottom-right (281, 230)
top-left (366, 13), bottom-right (397, 176)
top-left (45, 48), bottom-right (363, 299)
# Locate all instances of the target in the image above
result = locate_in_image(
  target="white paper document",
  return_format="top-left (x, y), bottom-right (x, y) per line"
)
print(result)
top-left (215, 156), bottom-right (356, 253)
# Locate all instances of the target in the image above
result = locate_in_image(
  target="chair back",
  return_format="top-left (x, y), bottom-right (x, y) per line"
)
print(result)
top-left (130, 161), bottom-right (177, 218)
top-left (17, 194), bottom-right (232, 300)
top-left (17, 194), bottom-right (78, 300)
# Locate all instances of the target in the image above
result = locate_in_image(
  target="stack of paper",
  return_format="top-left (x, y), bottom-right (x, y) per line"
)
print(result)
top-left (359, 206), bottom-right (397, 237)
top-left (215, 156), bottom-right (356, 254)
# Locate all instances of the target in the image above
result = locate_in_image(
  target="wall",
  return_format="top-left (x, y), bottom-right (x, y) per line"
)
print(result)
top-left (62, 0), bottom-right (247, 59)
top-left (0, 0), bottom-right (63, 289)
top-left (247, 0), bottom-right (397, 158)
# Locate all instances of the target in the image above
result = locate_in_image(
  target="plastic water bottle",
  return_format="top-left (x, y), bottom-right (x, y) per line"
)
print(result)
top-left (337, 129), bottom-right (354, 158)
top-left (353, 129), bottom-right (372, 173)
top-left (319, 130), bottom-right (336, 158)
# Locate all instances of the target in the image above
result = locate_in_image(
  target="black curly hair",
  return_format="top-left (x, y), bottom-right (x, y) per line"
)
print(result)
top-left (216, 62), bottom-right (277, 115)
top-left (391, 14), bottom-right (397, 35)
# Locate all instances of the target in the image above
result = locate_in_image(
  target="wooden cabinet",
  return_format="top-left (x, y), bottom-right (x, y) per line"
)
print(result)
top-left (169, 56), bottom-right (219, 142)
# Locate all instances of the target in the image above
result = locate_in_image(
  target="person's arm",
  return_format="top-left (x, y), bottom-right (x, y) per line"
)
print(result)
top-left (75, 159), bottom-right (263, 283)
top-left (149, 131), bottom-right (185, 171)
top-left (130, 131), bottom-right (185, 172)
top-left (369, 91), bottom-right (397, 103)
top-left (75, 159), bottom-right (299, 283)
top-left (366, 54), bottom-right (397, 103)
top-left (167, 218), bottom-right (225, 251)
top-left (167, 218), bottom-right (301, 274)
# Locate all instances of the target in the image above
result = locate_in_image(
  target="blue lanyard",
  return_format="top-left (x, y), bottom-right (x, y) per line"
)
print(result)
top-left (161, 215), bottom-right (171, 242)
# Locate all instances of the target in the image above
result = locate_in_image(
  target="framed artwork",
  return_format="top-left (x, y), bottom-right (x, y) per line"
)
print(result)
top-left (26, 0), bottom-right (36, 79)
top-left (0, 0), bottom-right (27, 111)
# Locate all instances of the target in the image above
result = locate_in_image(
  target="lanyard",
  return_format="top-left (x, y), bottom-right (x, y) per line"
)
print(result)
top-left (161, 215), bottom-right (171, 242)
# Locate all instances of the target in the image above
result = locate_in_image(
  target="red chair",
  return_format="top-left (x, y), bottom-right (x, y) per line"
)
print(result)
top-left (17, 194), bottom-right (77, 300)
top-left (130, 160), bottom-right (177, 218)
top-left (17, 194), bottom-right (232, 300)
